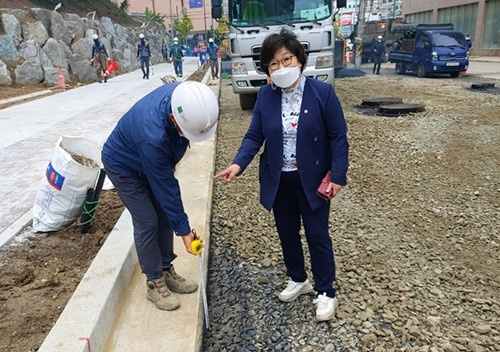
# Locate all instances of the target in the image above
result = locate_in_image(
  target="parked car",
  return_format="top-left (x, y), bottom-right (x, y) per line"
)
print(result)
top-left (180, 45), bottom-right (196, 57)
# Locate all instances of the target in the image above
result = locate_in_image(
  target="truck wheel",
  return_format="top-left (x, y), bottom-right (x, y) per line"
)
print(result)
top-left (383, 48), bottom-right (390, 63)
top-left (239, 93), bottom-right (257, 110)
top-left (395, 61), bottom-right (406, 75)
top-left (416, 63), bottom-right (426, 78)
top-left (450, 72), bottom-right (460, 78)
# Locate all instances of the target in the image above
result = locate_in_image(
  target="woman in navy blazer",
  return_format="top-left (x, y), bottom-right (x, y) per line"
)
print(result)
top-left (214, 29), bottom-right (349, 322)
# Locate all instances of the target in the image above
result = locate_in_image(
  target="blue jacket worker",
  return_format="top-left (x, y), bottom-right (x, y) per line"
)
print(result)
top-left (371, 35), bottom-right (386, 75)
top-left (170, 37), bottom-right (184, 77)
top-left (102, 81), bottom-right (219, 311)
top-left (91, 34), bottom-right (109, 83)
top-left (137, 33), bottom-right (151, 79)
top-left (207, 38), bottom-right (219, 79)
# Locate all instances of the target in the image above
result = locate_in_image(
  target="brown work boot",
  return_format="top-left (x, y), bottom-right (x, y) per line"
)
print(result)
top-left (163, 266), bottom-right (198, 294)
top-left (146, 276), bottom-right (180, 311)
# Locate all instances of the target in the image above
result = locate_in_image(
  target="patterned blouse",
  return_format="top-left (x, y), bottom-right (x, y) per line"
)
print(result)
top-left (281, 75), bottom-right (305, 172)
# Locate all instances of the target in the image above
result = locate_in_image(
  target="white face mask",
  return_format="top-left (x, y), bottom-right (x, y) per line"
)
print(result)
top-left (270, 66), bottom-right (300, 88)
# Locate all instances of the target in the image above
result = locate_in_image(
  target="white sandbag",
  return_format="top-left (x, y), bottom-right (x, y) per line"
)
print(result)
top-left (33, 136), bottom-right (101, 232)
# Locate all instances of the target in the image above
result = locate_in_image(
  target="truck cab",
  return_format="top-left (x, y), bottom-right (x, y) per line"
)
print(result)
top-left (212, 0), bottom-right (346, 110)
top-left (389, 23), bottom-right (469, 78)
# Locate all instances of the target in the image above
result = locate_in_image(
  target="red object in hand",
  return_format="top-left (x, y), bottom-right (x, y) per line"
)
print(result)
top-left (317, 171), bottom-right (333, 200)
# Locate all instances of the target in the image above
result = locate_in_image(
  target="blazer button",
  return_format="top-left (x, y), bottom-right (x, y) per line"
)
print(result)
top-left (314, 160), bottom-right (319, 165)
top-left (304, 109), bottom-right (308, 114)
top-left (314, 136), bottom-right (319, 142)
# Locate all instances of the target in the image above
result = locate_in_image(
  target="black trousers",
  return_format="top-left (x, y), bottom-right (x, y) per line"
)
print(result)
top-left (272, 171), bottom-right (336, 297)
top-left (373, 55), bottom-right (382, 73)
top-left (140, 57), bottom-right (150, 77)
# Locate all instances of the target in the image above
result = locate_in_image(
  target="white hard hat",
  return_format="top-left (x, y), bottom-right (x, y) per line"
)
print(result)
top-left (378, 35), bottom-right (383, 40)
top-left (173, 37), bottom-right (179, 42)
top-left (139, 33), bottom-right (144, 39)
top-left (92, 34), bottom-right (98, 40)
top-left (208, 38), bottom-right (213, 43)
top-left (172, 82), bottom-right (219, 142)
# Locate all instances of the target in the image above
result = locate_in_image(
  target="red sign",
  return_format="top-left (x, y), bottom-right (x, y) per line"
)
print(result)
top-left (340, 12), bottom-right (353, 26)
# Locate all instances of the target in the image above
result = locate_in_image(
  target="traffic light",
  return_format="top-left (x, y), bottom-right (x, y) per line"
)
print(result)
top-left (337, 0), bottom-right (346, 8)
top-left (212, 0), bottom-right (222, 19)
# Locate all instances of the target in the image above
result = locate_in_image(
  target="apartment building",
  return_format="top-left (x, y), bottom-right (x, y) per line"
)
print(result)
top-left (403, 0), bottom-right (500, 56)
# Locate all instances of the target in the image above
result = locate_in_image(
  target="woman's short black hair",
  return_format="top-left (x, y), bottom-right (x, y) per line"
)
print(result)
top-left (260, 28), bottom-right (307, 76)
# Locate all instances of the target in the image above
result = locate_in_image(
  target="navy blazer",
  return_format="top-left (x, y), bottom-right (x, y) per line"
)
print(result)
top-left (233, 77), bottom-right (349, 212)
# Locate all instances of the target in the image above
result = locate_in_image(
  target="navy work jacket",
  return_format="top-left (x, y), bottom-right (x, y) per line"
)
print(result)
top-left (233, 77), bottom-right (349, 212)
top-left (102, 82), bottom-right (192, 235)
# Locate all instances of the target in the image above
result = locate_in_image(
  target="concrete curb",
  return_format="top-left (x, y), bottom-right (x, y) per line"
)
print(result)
top-left (39, 67), bottom-right (219, 352)
top-left (0, 210), bottom-right (32, 247)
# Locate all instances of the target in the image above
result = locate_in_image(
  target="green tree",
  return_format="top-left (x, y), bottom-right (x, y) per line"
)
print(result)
top-left (144, 7), bottom-right (166, 26)
top-left (173, 14), bottom-right (193, 43)
top-left (120, 0), bottom-right (129, 11)
top-left (214, 16), bottom-right (229, 42)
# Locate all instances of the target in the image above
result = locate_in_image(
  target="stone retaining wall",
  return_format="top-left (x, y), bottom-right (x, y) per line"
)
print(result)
top-left (0, 7), bottom-right (168, 85)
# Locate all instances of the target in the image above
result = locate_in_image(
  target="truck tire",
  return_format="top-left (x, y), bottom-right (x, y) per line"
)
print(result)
top-left (239, 93), bottom-right (257, 110)
top-left (395, 61), bottom-right (406, 75)
top-left (450, 72), bottom-right (460, 78)
top-left (416, 63), bottom-right (426, 78)
top-left (383, 47), bottom-right (390, 63)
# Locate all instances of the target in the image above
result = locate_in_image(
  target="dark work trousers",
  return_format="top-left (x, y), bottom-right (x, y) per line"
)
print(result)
top-left (373, 55), bottom-right (382, 74)
top-left (173, 59), bottom-right (183, 76)
top-left (272, 171), bottom-right (336, 298)
top-left (209, 58), bottom-right (219, 78)
top-left (140, 57), bottom-right (150, 78)
top-left (103, 163), bottom-right (177, 278)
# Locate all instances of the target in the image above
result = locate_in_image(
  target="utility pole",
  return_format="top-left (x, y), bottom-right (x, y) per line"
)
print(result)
top-left (203, 0), bottom-right (207, 33)
top-left (151, 0), bottom-right (156, 13)
top-left (392, 0), bottom-right (396, 19)
top-left (169, 0), bottom-right (173, 38)
top-left (355, 0), bottom-right (366, 68)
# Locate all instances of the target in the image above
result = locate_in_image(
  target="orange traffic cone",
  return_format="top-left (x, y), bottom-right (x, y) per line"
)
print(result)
top-left (106, 60), bottom-right (119, 74)
top-left (57, 67), bottom-right (66, 89)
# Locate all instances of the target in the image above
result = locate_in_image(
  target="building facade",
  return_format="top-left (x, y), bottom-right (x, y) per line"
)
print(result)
top-left (403, 0), bottom-right (500, 56)
top-left (115, 0), bottom-right (218, 38)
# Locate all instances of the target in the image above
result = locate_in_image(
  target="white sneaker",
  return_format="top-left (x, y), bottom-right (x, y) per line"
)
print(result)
top-left (313, 293), bottom-right (338, 322)
top-left (278, 279), bottom-right (313, 302)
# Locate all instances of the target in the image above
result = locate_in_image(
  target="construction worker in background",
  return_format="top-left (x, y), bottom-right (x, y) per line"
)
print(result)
top-left (170, 37), bottom-right (184, 77)
top-left (371, 35), bottom-right (386, 75)
top-left (162, 42), bottom-right (168, 61)
top-left (91, 33), bottom-right (109, 83)
top-left (207, 38), bottom-right (219, 80)
top-left (465, 34), bottom-right (472, 48)
top-left (137, 33), bottom-right (151, 79)
top-left (102, 81), bottom-right (219, 311)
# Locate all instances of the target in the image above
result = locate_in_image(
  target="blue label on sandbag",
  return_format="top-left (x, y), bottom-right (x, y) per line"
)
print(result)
top-left (46, 162), bottom-right (64, 191)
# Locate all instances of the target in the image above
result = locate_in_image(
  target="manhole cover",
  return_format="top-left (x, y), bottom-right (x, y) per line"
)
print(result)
top-left (378, 103), bottom-right (425, 116)
top-left (471, 82), bottom-right (495, 90)
top-left (361, 97), bottom-right (403, 107)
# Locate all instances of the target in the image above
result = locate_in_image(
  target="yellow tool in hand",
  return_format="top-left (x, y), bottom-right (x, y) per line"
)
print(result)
top-left (190, 230), bottom-right (210, 329)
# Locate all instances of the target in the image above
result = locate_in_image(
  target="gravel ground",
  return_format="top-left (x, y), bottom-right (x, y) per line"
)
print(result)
top-left (204, 73), bottom-right (499, 351)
